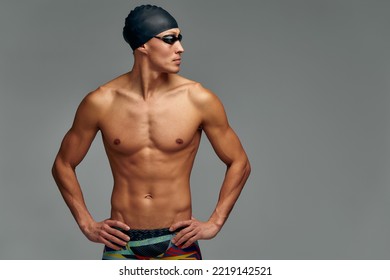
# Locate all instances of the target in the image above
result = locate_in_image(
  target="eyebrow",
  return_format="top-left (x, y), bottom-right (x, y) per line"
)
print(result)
top-left (162, 34), bottom-right (179, 37)
top-left (160, 30), bottom-right (181, 36)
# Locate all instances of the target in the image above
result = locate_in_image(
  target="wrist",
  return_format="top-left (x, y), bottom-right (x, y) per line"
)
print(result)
top-left (208, 213), bottom-right (225, 230)
top-left (78, 217), bottom-right (95, 233)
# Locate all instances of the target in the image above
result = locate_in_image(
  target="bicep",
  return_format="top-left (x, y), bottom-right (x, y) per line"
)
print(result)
top-left (55, 96), bottom-right (100, 168)
top-left (204, 124), bottom-right (246, 166)
top-left (56, 126), bottom-right (98, 168)
top-left (201, 95), bottom-right (246, 166)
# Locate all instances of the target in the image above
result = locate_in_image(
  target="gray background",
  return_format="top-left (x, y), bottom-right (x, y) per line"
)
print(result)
top-left (0, 0), bottom-right (389, 259)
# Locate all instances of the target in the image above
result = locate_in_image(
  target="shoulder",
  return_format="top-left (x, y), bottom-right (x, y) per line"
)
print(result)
top-left (78, 86), bottom-right (111, 113)
top-left (75, 79), bottom-right (119, 124)
top-left (79, 72), bottom-right (128, 111)
top-left (177, 80), bottom-right (228, 125)
top-left (185, 82), bottom-right (224, 111)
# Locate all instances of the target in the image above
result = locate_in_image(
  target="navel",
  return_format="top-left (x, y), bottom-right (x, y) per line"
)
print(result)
top-left (144, 194), bottom-right (153, 199)
top-left (176, 138), bottom-right (184, 145)
top-left (113, 138), bottom-right (121, 145)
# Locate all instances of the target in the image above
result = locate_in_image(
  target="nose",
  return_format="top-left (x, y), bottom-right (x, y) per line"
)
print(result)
top-left (175, 41), bottom-right (184, 54)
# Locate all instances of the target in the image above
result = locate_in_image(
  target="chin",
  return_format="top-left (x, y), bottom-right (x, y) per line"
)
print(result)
top-left (164, 67), bottom-right (181, 74)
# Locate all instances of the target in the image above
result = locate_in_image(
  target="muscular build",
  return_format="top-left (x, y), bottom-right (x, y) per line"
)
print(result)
top-left (52, 27), bottom-right (251, 252)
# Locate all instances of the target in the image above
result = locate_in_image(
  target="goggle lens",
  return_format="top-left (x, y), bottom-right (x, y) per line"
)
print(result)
top-left (154, 34), bottom-right (183, 45)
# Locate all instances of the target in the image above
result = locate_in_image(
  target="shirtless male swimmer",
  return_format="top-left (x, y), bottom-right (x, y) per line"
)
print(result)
top-left (52, 4), bottom-right (251, 260)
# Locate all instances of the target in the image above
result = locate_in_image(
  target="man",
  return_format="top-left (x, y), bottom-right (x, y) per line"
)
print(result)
top-left (52, 4), bottom-right (250, 260)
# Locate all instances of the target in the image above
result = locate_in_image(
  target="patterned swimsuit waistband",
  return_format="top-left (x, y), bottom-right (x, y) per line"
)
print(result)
top-left (120, 228), bottom-right (176, 241)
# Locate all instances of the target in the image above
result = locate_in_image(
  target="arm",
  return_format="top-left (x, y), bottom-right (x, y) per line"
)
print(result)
top-left (170, 84), bottom-right (251, 248)
top-left (52, 92), bottom-right (130, 249)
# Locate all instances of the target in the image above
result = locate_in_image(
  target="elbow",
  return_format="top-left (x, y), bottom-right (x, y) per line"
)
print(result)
top-left (51, 156), bottom-right (72, 182)
top-left (51, 158), bottom-right (61, 181)
top-left (229, 156), bottom-right (251, 180)
top-left (244, 158), bottom-right (251, 179)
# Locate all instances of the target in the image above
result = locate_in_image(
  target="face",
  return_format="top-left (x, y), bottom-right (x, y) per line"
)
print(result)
top-left (144, 28), bottom-right (184, 73)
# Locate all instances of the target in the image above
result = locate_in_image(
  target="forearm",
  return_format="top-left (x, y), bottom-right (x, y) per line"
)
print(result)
top-left (208, 157), bottom-right (251, 229)
top-left (52, 158), bottom-right (94, 230)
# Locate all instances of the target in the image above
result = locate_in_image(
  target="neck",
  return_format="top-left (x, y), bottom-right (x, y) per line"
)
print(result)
top-left (129, 60), bottom-right (171, 100)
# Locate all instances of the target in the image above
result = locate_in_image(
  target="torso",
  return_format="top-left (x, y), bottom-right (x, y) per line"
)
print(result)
top-left (95, 73), bottom-right (203, 229)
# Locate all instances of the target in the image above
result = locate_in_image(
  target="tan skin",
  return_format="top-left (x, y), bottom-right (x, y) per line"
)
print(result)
top-left (52, 28), bottom-right (251, 251)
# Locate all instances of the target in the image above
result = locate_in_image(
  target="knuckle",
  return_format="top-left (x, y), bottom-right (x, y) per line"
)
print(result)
top-left (103, 223), bottom-right (111, 231)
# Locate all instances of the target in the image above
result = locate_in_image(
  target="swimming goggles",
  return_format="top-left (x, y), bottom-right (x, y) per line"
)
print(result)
top-left (154, 34), bottom-right (183, 45)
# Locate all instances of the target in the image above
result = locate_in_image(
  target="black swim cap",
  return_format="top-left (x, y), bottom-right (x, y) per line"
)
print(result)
top-left (123, 5), bottom-right (178, 50)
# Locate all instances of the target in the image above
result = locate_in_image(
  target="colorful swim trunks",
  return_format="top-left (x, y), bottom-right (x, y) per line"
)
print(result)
top-left (102, 228), bottom-right (202, 260)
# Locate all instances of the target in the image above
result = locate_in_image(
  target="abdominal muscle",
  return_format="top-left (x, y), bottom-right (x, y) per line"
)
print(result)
top-left (106, 147), bottom-right (196, 230)
top-left (110, 180), bottom-right (192, 229)
top-left (101, 108), bottom-right (201, 229)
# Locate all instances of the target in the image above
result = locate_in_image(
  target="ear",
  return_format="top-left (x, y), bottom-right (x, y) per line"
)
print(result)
top-left (137, 44), bottom-right (148, 55)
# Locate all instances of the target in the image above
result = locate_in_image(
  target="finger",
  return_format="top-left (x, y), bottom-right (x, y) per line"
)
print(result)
top-left (100, 230), bottom-right (128, 247)
top-left (172, 225), bottom-right (192, 244)
top-left (105, 219), bottom-right (130, 231)
top-left (174, 229), bottom-right (197, 247)
top-left (98, 233), bottom-right (123, 251)
top-left (105, 226), bottom-right (130, 242)
top-left (102, 220), bottom-right (131, 242)
top-left (169, 220), bottom-right (192, 232)
top-left (181, 236), bottom-right (198, 249)
top-left (103, 238), bottom-right (123, 251)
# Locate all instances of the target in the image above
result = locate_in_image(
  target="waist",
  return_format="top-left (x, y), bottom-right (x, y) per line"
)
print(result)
top-left (111, 202), bottom-right (191, 229)
top-left (119, 227), bottom-right (183, 241)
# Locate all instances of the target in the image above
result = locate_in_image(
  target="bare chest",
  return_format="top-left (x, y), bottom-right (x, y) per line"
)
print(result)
top-left (100, 96), bottom-right (202, 154)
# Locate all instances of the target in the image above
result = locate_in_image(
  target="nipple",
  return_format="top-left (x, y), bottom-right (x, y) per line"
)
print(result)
top-left (113, 139), bottom-right (121, 145)
top-left (176, 138), bottom-right (184, 145)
